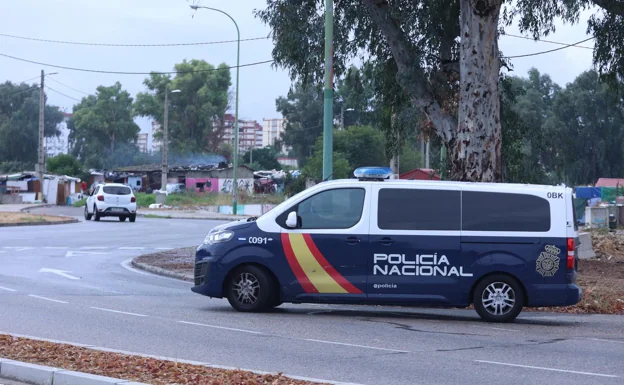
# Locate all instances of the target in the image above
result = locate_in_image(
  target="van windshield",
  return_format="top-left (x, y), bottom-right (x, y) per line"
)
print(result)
top-left (103, 186), bottom-right (132, 195)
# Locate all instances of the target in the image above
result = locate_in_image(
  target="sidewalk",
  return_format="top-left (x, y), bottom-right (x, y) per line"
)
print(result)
top-left (0, 204), bottom-right (55, 213)
top-left (136, 208), bottom-right (251, 221)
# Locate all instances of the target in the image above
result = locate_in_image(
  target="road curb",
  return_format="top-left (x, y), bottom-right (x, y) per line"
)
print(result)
top-left (19, 204), bottom-right (57, 212)
top-left (1, 332), bottom-right (364, 385)
top-left (0, 218), bottom-right (79, 227)
top-left (130, 258), bottom-right (193, 282)
top-left (136, 211), bottom-right (249, 221)
top-left (0, 357), bottom-right (147, 385)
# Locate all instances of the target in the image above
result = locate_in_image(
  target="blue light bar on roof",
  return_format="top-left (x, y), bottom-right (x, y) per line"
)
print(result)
top-left (354, 166), bottom-right (394, 180)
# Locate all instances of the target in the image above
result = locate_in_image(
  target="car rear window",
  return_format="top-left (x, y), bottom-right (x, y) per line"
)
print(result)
top-left (103, 186), bottom-right (132, 195)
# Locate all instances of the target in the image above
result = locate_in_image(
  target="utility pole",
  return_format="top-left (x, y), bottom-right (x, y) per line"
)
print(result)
top-left (425, 139), bottom-right (430, 169)
top-left (322, 0), bottom-right (334, 180)
top-left (38, 70), bottom-right (45, 202)
top-left (161, 88), bottom-right (169, 191)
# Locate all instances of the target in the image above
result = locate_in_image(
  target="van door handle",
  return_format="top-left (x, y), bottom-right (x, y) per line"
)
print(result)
top-left (345, 237), bottom-right (361, 245)
top-left (377, 237), bottom-right (394, 245)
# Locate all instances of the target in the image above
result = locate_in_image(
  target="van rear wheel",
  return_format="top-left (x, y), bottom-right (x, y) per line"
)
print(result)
top-left (226, 265), bottom-right (275, 312)
top-left (473, 274), bottom-right (524, 323)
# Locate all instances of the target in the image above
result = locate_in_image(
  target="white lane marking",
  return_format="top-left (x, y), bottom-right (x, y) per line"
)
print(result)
top-left (579, 337), bottom-right (624, 345)
top-left (3, 247), bottom-right (34, 251)
top-left (118, 247), bottom-right (145, 250)
top-left (155, 247), bottom-right (173, 250)
top-left (475, 360), bottom-right (619, 378)
top-left (28, 294), bottom-right (68, 304)
top-left (91, 307), bottom-right (147, 317)
top-left (304, 338), bottom-right (410, 353)
top-left (80, 246), bottom-right (108, 250)
top-left (0, 286), bottom-right (17, 292)
top-left (178, 321), bottom-right (264, 335)
top-left (44, 246), bottom-right (69, 249)
top-left (65, 250), bottom-right (108, 257)
top-left (474, 326), bottom-right (520, 333)
top-left (39, 268), bottom-right (80, 280)
top-left (0, 250), bottom-right (6, 254)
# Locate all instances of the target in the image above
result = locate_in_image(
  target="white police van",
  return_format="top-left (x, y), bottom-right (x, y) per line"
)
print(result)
top-left (192, 167), bottom-right (581, 322)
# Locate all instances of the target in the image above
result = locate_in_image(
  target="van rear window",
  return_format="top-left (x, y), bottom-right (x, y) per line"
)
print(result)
top-left (103, 186), bottom-right (132, 195)
top-left (378, 189), bottom-right (461, 230)
top-left (462, 191), bottom-right (551, 232)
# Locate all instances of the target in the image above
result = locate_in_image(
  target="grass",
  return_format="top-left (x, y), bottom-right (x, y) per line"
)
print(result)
top-left (0, 212), bottom-right (67, 224)
top-left (143, 214), bottom-right (172, 219)
top-left (72, 198), bottom-right (87, 207)
top-left (134, 192), bottom-right (286, 208)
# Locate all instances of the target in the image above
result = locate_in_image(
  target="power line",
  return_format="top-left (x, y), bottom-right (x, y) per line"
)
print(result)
top-left (502, 36), bottom-right (595, 59)
top-left (4, 85), bottom-right (39, 97)
top-left (15, 75), bottom-right (40, 84)
top-left (0, 53), bottom-right (274, 75)
top-left (502, 33), bottom-right (593, 50)
top-left (0, 32), bottom-right (268, 47)
top-left (46, 77), bottom-right (89, 95)
top-left (45, 85), bottom-right (81, 102)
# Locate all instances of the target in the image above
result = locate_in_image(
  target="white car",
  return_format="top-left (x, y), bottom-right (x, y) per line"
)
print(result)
top-left (84, 183), bottom-right (137, 222)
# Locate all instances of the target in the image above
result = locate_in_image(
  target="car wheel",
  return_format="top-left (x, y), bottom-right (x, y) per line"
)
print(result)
top-left (93, 205), bottom-right (101, 221)
top-left (226, 265), bottom-right (275, 312)
top-left (84, 205), bottom-right (92, 220)
top-left (119, 217), bottom-right (127, 222)
top-left (473, 274), bottom-right (524, 323)
top-left (129, 215), bottom-right (136, 223)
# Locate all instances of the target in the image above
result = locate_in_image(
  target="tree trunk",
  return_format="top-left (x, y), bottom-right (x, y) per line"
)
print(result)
top-left (451, 0), bottom-right (502, 182)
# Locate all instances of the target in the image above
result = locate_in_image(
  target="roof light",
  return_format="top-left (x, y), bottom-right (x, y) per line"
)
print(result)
top-left (354, 166), bottom-right (393, 181)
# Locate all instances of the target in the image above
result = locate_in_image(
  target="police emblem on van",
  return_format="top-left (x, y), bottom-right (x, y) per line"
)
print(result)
top-left (536, 245), bottom-right (561, 277)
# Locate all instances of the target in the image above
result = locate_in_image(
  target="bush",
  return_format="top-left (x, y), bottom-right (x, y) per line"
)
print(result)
top-left (134, 193), bottom-right (156, 207)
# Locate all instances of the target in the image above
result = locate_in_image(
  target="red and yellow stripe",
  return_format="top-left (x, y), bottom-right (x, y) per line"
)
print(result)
top-left (282, 233), bottom-right (362, 294)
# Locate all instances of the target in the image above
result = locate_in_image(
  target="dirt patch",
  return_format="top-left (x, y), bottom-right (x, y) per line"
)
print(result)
top-left (0, 212), bottom-right (69, 224)
top-left (135, 246), bottom-right (195, 276)
top-left (0, 334), bottom-right (324, 385)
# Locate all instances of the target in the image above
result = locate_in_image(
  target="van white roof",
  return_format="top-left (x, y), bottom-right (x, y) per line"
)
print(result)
top-left (321, 178), bottom-right (569, 192)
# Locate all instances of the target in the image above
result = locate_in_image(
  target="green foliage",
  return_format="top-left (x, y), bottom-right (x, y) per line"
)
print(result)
top-left (398, 142), bottom-right (424, 174)
top-left (134, 60), bottom-right (232, 154)
top-left (134, 192), bottom-right (156, 207)
top-left (46, 154), bottom-right (82, 177)
top-left (69, 82), bottom-right (140, 169)
top-left (0, 161), bottom-right (33, 174)
top-left (242, 146), bottom-right (282, 170)
top-left (0, 81), bottom-right (64, 165)
top-left (72, 198), bottom-right (87, 207)
top-left (284, 172), bottom-right (306, 196)
top-left (334, 125), bottom-right (387, 172)
top-left (303, 150), bottom-right (351, 181)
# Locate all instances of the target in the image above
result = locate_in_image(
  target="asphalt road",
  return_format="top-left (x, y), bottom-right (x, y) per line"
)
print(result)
top-left (1, 206), bottom-right (623, 385)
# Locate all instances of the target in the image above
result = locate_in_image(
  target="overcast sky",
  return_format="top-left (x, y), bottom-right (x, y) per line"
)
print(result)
top-left (1, 1), bottom-right (596, 135)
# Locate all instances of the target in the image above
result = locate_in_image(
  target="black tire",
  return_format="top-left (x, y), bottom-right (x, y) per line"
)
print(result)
top-left (119, 216), bottom-right (127, 222)
top-left (84, 205), bottom-right (92, 220)
top-left (226, 265), bottom-right (275, 312)
top-left (129, 215), bottom-right (136, 223)
top-left (93, 205), bottom-right (101, 221)
top-left (473, 274), bottom-right (524, 323)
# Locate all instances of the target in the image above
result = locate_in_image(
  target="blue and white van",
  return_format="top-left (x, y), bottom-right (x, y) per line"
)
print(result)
top-left (192, 167), bottom-right (581, 322)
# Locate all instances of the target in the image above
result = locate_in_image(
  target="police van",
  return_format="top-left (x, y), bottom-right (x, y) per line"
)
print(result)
top-left (192, 167), bottom-right (581, 322)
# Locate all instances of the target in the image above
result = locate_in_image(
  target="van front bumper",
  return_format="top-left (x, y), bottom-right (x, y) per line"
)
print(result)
top-left (191, 259), bottom-right (226, 298)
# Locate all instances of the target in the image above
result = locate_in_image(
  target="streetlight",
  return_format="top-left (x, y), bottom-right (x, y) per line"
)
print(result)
top-left (38, 70), bottom-right (58, 203)
top-left (161, 87), bottom-right (181, 192)
top-left (190, 4), bottom-right (241, 215)
top-left (340, 107), bottom-right (355, 131)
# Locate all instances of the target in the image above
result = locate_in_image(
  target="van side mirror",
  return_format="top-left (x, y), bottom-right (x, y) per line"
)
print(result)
top-left (286, 211), bottom-right (299, 228)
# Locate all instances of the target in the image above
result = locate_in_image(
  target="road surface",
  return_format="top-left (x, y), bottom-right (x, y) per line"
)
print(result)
top-left (1, 206), bottom-right (623, 385)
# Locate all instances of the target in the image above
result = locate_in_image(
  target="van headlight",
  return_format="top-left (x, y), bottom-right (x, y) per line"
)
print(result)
top-left (204, 230), bottom-right (234, 244)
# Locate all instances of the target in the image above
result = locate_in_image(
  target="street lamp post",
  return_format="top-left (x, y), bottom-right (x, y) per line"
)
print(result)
top-left (190, 4), bottom-right (241, 214)
top-left (161, 87), bottom-right (181, 192)
top-left (340, 107), bottom-right (354, 131)
top-left (38, 70), bottom-right (58, 203)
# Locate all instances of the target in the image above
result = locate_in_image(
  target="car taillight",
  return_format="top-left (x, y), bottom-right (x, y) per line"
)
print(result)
top-left (567, 238), bottom-right (575, 269)
top-left (131, 196), bottom-right (136, 203)
top-left (97, 195), bottom-right (104, 201)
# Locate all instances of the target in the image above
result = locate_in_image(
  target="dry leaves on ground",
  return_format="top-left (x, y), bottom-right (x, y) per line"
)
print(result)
top-left (0, 334), bottom-right (324, 385)
top-left (135, 247), bottom-right (195, 275)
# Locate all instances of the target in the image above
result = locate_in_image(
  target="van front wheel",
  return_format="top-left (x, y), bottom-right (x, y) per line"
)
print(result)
top-left (473, 274), bottom-right (524, 323)
top-left (226, 265), bottom-right (274, 312)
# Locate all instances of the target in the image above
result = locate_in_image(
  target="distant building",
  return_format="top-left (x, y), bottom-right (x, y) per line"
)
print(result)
top-left (262, 118), bottom-right (286, 149)
top-left (137, 133), bottom-right (148, 153)
top-left (151, 121), bottom-right (161, 153)
top-left (399, 168), bottom-right (440, 180)
top-left (220, 115), bottom-right (263, 153)
top-left (45, 112), bottom-right (72, 158)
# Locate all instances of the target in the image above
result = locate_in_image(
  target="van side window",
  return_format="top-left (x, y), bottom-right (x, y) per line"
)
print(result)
top-left (279, 188), bottom-right (365, 229)
top-left (377, 189), bottom-right (461, 230)
top-left (462, 191), bottom-right (551, 232)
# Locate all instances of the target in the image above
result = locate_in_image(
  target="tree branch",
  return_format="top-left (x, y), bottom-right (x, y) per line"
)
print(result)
top-left (361, 0), bottom-right (456, 143)
top-left (592, 0), bottom-right (624, 16)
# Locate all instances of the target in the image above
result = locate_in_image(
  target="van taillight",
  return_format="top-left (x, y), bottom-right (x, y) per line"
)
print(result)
top-left (97, 195), bottom-right (104, 201)
top-left (131, 196), bottom-right (136, 203)
top-left (567, 238), bottom-right (575, 269)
